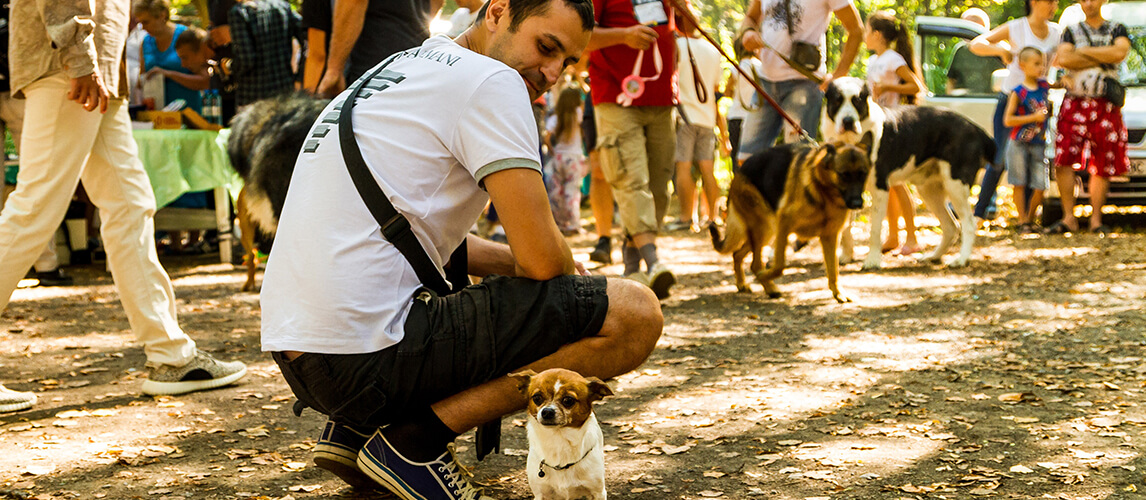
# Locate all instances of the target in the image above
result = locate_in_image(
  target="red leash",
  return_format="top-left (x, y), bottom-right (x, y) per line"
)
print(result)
top-left (665, 0), bottom-right (816, 144)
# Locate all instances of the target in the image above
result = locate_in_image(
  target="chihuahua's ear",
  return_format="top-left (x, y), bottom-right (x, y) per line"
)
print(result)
top-left (586, 377), bottom-right (614, 403)
top-left (508, 370), bottom-right (536, 396)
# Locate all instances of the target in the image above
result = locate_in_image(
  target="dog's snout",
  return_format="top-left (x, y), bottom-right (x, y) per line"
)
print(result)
top-left (845, 196), bottom-right (864, 210)
top-left (539, 406), bottom-right (557, 422)
top-left (842, 116), bottom-right (857, 132)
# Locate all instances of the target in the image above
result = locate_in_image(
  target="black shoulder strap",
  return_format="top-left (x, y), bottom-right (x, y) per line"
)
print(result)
top-left (338, 56), bottom-right (462, 296)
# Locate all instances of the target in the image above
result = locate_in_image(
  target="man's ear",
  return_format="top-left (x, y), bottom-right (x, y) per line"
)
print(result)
top-left (483, 0), bottom-right (510, 30)
top-left (586, 377), bottom-right (614, 403)
top-left (508, 370), bottom-right (536, 396)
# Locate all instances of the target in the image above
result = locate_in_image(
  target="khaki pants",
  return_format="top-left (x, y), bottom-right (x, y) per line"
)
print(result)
top-left (594, 104), bottom-right (675, 237)
top-left (0, 72), bottom-right (194, 366)
top-left (1, 91), bottom-right (62, 273)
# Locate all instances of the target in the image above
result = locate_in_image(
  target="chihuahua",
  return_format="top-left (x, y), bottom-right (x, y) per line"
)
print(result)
top-left (509, 368), bottom-right (613, 500)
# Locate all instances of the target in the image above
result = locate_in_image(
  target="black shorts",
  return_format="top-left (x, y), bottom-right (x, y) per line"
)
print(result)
top-left (274, 274), bottom-right (609, 427)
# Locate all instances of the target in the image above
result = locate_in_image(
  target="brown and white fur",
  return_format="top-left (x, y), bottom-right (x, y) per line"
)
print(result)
top-left (510, 369), bottom-right (613, 500)
top-left (709, 138), bottom-right (873, 303)
top-left (822, 77), bottom-right (996, 269)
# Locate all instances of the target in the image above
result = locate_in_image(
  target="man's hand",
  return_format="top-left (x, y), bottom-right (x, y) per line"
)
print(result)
top-left (316, 68), bottom-right (347, 98)
top-left (68, 72), bottom-right (109, 113)
top-left (742, 30), bottom-right (765, 53)
top-left (574, 261), bottom-right (590, 276)
top-left (623, 25), bottom-right (658, 50)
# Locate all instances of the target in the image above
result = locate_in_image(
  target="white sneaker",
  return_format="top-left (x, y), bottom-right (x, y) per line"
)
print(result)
top-left (646, 262), bottom-right (676, 300)
top-left (142, 350), bottom-right (247, 396)
top-left (0, 383), bottom-right (36, 413)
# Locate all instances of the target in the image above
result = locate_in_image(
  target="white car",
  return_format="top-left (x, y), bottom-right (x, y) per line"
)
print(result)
top-left (914, 4), bottom-right (1146, 220)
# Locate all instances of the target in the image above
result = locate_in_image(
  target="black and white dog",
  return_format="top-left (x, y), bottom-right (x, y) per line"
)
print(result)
top-left (822, 77), bottom-right (996, 269)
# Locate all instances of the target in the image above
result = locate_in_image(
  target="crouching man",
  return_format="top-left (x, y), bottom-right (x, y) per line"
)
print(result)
top-left (259, 0), bottom-right (663, 498)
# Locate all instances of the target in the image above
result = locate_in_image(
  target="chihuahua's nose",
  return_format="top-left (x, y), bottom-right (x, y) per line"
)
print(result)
top-left (539, 406), bottom-right (557, 422)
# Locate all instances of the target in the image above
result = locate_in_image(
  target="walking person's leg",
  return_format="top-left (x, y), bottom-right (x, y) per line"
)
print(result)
top-left (0, 74), bottom-right (95, 310)
top-left (79, 98), bottom-right (246, 393)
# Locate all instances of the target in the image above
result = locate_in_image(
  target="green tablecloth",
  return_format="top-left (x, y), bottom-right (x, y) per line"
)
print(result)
top-left (133, 129), bottom-right (242, 208)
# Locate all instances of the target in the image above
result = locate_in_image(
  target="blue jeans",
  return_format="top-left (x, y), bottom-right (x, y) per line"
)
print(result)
top-left (737, 78), bottom-right (823, 161)
top-left (973, 92), bottom-right (1012, 218)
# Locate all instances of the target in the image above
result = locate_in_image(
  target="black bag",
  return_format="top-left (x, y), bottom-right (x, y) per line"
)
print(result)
top-left (790, 41), bottom-right (822, 72)
top-left (784, 0), bottom-right (820, 71)
top-left (1101, 75), bottom-right (1126, 107)
top-left (1077, 24), bottom-right (1125, 107)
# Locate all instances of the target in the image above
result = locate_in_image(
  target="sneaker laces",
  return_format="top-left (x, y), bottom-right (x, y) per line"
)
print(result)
top-left (439, 443), bottom-right (483, 500)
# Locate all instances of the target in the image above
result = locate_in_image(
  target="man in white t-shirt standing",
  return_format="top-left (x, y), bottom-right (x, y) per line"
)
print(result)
top-left (260, 0), bottom-right (663, 498)
top-left (670, 9), bottom-right (726, 232)
top-left (736, 0), bottom-right (862, 160)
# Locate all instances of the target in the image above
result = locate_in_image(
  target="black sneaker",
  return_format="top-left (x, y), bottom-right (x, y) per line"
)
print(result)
top-left (35, 269), bottom-right (74, 287)
top-left (357, 431), bottom-right (492, 500)
top-left (588, 237), bottom-right (612, 264)
top-left (314, 420), bottom-right (379, 489)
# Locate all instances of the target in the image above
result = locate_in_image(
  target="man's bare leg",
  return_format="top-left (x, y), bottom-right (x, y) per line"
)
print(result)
top-left (1088, 174), bottom-right (1109, 230)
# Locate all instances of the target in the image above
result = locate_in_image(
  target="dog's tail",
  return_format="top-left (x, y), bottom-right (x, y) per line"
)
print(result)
top-left (710, 177), bottom-right (754, 254)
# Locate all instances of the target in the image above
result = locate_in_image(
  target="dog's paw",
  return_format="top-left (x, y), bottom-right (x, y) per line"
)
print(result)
top-left (921, 252), bottom-right (944, 264)
top-left (947, 256), bottom-right (970, 268)
top-left (833, 292), bottom-right (853, 304)
top-left (766, 291), bottom-right (782, 299)
top-left (839, 254), bottom-right (855, 265)
top-left (861, 257), bottom-right (882, 270)
top-left (736, 284), bottom-right (752, 293)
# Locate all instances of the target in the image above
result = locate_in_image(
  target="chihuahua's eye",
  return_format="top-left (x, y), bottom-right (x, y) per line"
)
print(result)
top-left (532, 393), bottom-right (545, 405)
top-left (561, 396), bottom-right (577, 408)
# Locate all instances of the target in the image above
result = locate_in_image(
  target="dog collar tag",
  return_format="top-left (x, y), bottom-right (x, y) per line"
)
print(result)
top-left (538, 466), bottom-right (546, 478)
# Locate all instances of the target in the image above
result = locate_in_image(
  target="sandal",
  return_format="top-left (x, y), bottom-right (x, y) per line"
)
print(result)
top-left (1091, 225), bottom-right (1113, 235)
top-left (1018, 223), bottom-right (1038, 235)
top-left (1043, 220), bottom-right (1076, 234)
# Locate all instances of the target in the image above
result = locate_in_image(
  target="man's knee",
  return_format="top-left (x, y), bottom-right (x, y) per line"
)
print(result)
top-left (604, 277), bottom-right (662, 358)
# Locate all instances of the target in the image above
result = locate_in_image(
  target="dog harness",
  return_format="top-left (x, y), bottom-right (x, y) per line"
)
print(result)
top-left (537, 444), bottom-right (596, 477)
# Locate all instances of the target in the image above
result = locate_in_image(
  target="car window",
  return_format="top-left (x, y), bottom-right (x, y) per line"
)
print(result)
top-left (920, 32), bottom-right (1005, 97)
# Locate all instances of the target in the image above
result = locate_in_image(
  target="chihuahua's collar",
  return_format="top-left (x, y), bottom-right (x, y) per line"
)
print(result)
top-left (537, 444), bottom-right (596, 478)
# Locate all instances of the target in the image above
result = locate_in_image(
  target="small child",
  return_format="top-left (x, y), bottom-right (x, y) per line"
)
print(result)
top-left (1002, 46), bottom-right (1052, 234)
top-left (865, 10), bottom-right (924, 255)
top-left (544, 87), bottom-right (589, 235)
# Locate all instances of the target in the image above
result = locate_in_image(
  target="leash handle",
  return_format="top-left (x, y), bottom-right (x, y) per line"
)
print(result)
top-left (664, 0), bottom-right (816, 144)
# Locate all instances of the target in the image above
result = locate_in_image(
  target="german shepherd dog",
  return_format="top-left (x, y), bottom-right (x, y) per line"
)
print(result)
top-left (822, 77), bottom-right (996, 269)
top-left (227, 93), bottom-right (329, 291)
top-left (710, 135), bottom-right (873, 303)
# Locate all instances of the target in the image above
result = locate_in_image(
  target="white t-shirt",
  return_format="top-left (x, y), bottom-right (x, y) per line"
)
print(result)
top-left (260, 36), bottom-right (541, 354)
top-left (727, 58), bottom-right (760, 120)
top-left (866, 50), bottom-right (908, 108)
top-left (1001, 17), bottom-right (1062, 93)
top-left (676, 35), bottom-right (724, 128)
top-left (446, 8), bottom-right (476, 38)
top-left (755, 0), bottom-right (852, 82)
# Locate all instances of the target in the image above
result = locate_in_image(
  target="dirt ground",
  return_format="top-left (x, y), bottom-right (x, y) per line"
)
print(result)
top-left (3, 215), bottom-right (1146, 500)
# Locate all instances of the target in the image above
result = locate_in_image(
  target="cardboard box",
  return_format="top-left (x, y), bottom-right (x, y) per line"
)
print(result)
top-left (181, 108), bottom-right (223, 131)
top-left (138, 110), bottom-right (183, 130)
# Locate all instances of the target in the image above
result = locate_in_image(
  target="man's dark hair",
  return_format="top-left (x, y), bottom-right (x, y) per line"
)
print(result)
top-left (474, 0), bottom-right (594, 32)
top-left (175, 25), bottom-right (210, 52)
